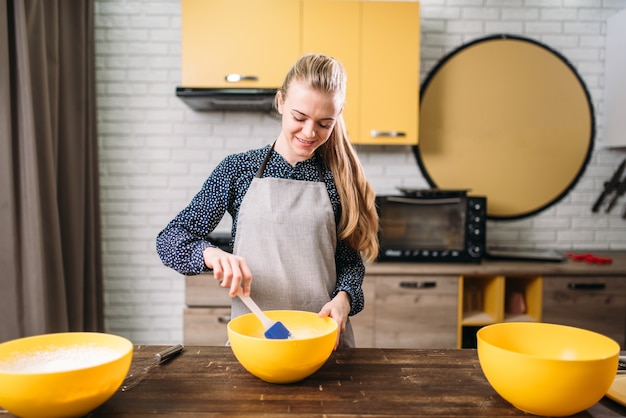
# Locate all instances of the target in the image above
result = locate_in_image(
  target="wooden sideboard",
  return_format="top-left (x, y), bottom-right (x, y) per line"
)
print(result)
top-left (184, 251), bottom-right (626, 348)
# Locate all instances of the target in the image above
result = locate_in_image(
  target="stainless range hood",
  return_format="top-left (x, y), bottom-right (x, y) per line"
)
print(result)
top-left (176, 87), bottom-right (277, 112)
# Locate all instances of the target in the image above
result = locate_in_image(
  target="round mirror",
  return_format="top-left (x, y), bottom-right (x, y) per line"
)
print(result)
top-left (414, 34), bottom-right (594, 220)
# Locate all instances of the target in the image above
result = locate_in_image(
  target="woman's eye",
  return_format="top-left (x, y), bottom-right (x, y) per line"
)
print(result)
top-left (291, 114), bottom-right (332, 129)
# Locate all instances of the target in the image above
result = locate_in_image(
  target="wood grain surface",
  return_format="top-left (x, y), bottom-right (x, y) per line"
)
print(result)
top-left (84, 346), bottom-right (626, 417)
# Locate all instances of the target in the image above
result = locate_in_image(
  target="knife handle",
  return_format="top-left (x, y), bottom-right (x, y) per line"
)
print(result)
top-left (592, 191), bottom-right (607, 213)
top-left (606, 193), bottom-right (619, 213)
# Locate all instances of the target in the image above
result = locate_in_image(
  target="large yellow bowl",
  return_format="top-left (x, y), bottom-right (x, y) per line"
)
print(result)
top-left (477, 322), bottom-right (619, 416)
top-left (227, 310), bottom-right (338, 384)
top-left (0, 332), bottom-right (133, 418)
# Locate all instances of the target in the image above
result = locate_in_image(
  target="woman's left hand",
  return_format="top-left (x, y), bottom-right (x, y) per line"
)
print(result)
top-left (318, 291), bottom-right (351, 350)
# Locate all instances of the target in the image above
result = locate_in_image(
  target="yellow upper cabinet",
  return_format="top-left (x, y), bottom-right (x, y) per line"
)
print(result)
top-left (302, 1), bottom-right (420, 145)
top-left (301, 1), bottom-right (361, 142)
top-left (181, 0), bottom-right (300, 88)
top-left (181, 0), bottom-right (420, 145)
top-left (359, 2), bottom-right (420, 145)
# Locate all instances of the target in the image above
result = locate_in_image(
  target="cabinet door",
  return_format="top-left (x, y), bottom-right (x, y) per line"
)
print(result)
top-left (181, 0), bottom-right (300, 88)
top-left (542, 276), bottom-right (626, 348)
top-left (184, 308), bottom-right (231, 346)
top-left (185, 275), bottom-right (231, 307)
top-left (301, 0), bottom-right (361, 141)
top-left (357, 2), bottom-right (420, 145)
top-left (184, 275), bottom-right (232, 345)
top-left (373, 275), bottom-right (458, 348)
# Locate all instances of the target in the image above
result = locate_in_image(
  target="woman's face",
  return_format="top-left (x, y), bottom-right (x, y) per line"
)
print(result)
top-left (275, 80), bottom-right (342, 165)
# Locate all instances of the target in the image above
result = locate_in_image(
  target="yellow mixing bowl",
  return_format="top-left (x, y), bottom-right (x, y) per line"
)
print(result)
top-left (227, 310), bottom-right (338, 384)
top-left (0, 332), bottom-right (133, 418)
top-left (477, 322), bottom-right (619, 416)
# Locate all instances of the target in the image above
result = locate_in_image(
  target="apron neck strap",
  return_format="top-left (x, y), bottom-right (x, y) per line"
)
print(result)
top-left (254, 143), bottom-right (275, 178)
top-left (255, 142), bottom-right (326, 182)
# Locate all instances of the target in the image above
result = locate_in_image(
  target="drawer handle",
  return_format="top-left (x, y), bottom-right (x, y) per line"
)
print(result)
top-left (218, 315), bottom-right (231, 324)
top-left (225, 74), bottom-right (258, 83)
top-left (370, 130), bottom-right (406, 138)
top-left (567, 283), bottom-right (606, 291)
top-left (399, 281), bottom-right (437, 289)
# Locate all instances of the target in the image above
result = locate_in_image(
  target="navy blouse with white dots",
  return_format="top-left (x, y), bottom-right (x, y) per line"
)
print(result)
top-left (156, 144), bottom-right (365, 316)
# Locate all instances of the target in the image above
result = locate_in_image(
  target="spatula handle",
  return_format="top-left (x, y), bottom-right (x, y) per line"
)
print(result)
top-left (236, 287), bottom-right (274, 329)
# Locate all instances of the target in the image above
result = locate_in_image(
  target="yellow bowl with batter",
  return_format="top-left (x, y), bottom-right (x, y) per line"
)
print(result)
top-left (228, 310), bottom-right (338, 384)
top-left (0, 332), bottom-right (133, 417)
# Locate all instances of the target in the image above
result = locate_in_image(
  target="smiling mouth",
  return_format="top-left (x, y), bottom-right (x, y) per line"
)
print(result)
top-left (296, 137), bottom-right (315, 145)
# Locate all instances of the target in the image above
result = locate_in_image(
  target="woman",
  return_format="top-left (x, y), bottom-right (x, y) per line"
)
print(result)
top-left (157, 53), bottom-right (379, 347)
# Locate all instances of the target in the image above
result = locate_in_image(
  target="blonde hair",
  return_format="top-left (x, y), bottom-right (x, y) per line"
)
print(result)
top-left (277, 54), bottom-right (379, 262)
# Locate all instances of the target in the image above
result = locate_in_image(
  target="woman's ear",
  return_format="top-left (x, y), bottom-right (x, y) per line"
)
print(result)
top-left (276, 91), bottom-right (284, 114)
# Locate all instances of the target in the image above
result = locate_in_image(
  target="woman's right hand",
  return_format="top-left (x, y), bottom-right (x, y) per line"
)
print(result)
top-left (202, 247), bottom-right (252, 297)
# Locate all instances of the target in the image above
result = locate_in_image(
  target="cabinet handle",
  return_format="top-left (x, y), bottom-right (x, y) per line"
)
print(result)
top-left (225, 74), bottom-right (258, 83)
top-left (567, 283), bottom-right (606, 291)
top-left (370, 130), bottom-right (406, 138)
top-left (399, 281), bottom-right (437, 289)
top-left (218, 315), bottom-right (231, 324)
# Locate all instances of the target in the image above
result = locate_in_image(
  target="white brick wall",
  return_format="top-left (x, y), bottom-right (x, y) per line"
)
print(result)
top-left (95, 0), bottom-right (626, 344)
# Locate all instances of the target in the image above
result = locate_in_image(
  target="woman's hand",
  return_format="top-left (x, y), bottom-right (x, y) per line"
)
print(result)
top-left (203, 247), bottom-right (252, 297)
top-left (318, 291), bottom-right (351, 350)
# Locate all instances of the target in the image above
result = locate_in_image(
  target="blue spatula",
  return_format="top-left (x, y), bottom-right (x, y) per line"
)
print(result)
top-left (236, 287), bottom-right (291, 339)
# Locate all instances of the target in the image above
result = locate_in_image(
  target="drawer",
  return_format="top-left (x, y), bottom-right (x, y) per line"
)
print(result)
top-left (543, 276), bottom-right (626, 294)
top-left (185, 275), bottom-right (231, 307)
top-left (543, 276), bottom-right (626, 348)
top-left (373, 275), bottom-right (458, 348)
top-left (374, 275), bottom-right (459, 296)
top-left (183, 308), bottom-right (231, 346)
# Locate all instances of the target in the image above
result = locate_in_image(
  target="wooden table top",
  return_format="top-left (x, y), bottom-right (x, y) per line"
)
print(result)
top-left (85, 346), bottom-right (626, 417)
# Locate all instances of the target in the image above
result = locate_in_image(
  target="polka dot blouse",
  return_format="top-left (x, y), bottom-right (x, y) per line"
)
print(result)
top-left (156, 144), bottom-right (365, 316)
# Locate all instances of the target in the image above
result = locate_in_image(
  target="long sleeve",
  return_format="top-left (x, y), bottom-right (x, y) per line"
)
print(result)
top-left (156, 157), bottom-right (239, 275)
top-left (333, 239), bottom-right (366, 316)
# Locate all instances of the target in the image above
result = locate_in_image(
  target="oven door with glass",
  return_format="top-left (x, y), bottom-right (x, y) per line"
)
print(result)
top-left (376, 193), bottom-right (486, 262)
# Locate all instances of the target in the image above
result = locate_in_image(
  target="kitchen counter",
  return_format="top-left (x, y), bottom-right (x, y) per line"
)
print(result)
top-left (366, 251), bottom-right (626, 277)
top-left (85, 346), bottom-right (626, 417)
top-left (184, 252), bottom-right (626, 349)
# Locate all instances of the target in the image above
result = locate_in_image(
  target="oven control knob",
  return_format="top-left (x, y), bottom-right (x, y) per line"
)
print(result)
top-left (468, 244), bottom-right (484, 257)
top-left (468, 225), bottom-right (482, 235)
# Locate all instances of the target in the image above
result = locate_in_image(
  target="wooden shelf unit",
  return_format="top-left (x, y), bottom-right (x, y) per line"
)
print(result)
top-left (457, 275), bottom-right (543, 348)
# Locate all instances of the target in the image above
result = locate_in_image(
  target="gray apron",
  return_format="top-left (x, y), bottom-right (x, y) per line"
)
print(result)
top-left (231, 145), bottom-right (355, 348)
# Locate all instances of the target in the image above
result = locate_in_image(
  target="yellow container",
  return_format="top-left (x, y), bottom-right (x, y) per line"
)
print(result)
top-left (0, 332), bottom-right (133, 418)
top-left (477, 322), bottom-right (619, 416)
top-left (228, 310), bottom-right (338, 384)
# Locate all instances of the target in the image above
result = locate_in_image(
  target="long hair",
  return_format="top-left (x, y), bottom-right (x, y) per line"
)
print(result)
top-left (277, 54), bottom-right (379, 262)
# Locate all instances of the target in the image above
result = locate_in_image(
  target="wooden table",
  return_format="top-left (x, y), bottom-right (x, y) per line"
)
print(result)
top-left (84, 346), bottom-right (626, 417)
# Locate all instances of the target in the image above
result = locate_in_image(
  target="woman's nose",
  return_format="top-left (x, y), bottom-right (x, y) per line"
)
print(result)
top-left (302, 120), bottom-right (316, 138)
